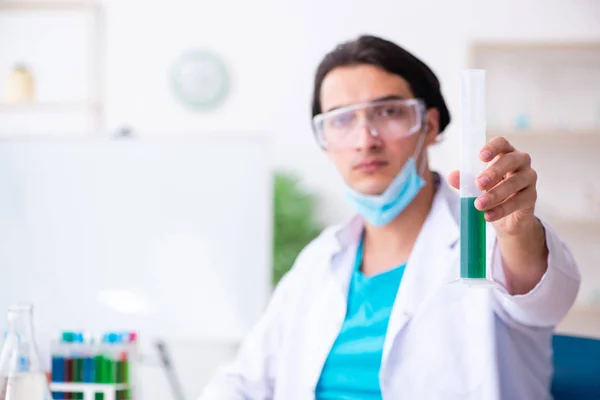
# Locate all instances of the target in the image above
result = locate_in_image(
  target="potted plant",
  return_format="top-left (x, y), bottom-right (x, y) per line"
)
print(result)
top-left (273, 171), bottom-right (323, 287)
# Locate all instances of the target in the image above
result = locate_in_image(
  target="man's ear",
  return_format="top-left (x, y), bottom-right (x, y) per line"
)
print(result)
top-left (424, 108), bottom-right (440, 146)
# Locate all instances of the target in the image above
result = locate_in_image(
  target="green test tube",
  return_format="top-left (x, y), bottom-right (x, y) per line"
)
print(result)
top-left (103, 353), bottom-right (115, 384)
top-left (94, 352), bottom-right (105, 400)
top-left (460, 197), bottom-right (486, 278)
top-left (459, 69), bottom-right (487, 280)
top-left (94, 336), bottom-right (107, 400)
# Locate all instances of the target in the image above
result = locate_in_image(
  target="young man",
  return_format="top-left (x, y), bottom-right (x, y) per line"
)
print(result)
top-left (199, 35), bottom-right (580, 400)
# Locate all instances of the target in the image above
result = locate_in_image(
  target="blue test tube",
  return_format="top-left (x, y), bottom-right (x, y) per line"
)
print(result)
top-left (82, 332), bottom-right (95, 383)
top-left (51, 335), bottom-right (67, 399)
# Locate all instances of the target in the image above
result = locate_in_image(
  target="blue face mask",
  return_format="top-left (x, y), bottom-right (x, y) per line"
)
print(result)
top-left (344, 157), bottom-right (425, 226)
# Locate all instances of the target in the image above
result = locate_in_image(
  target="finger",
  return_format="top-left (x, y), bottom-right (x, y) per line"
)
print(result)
top-left (448, 170), bottom-right (460, 189)
top-left (480, 136), bottom-right (516, 162)
top-left (476, 151), bottom-right (532, 190)
top-left (475, 168), bottom-right (536, 211)
top-left (483, 186), bottom-right (537, 222)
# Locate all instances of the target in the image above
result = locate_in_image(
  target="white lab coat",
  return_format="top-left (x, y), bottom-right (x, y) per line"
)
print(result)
top-left (199, 174), bottom-right (581, 400)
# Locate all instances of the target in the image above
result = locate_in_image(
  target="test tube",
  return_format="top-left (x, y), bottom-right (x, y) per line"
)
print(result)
top-left (459, 70), bottom-right (488, 282)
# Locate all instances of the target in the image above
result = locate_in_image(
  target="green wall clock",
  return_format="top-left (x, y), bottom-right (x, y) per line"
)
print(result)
top-left (170, 50), bottom-right (231, 110)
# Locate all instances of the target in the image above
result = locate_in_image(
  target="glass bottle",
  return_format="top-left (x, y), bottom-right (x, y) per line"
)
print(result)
top-left (3, 64), bottom-right (35, 104)
top-left (0, 303), bottom-right (53, 400)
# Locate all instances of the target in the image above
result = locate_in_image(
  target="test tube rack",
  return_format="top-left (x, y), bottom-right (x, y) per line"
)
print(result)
top-left (50, 383), bottom-right (129, 400)
top-left (50, 330), bottom-right (137, 400)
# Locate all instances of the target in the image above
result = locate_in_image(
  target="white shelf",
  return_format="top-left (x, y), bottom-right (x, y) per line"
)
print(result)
top-left (473, 42), bottom-right (600, 332)
top-left (544, 217), bottom-right (600, 229)
top-left (488, 129), bottom-right (600, 141)
top-left (0, 101), bottom-right (101, 112)
top-left (471, 42), bottom-right (600, 53)
top-left (0, 0), bottom-right (99, 10)
top-left (0, 1), bottom-right (105, 130)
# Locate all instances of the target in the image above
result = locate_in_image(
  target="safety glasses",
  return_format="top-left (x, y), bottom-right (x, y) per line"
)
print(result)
top-left (312, 98), bottom-right (426, 150)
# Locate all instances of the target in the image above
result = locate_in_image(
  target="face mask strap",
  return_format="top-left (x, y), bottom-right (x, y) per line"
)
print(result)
top-left (413, 129), bottom-right (428, 176)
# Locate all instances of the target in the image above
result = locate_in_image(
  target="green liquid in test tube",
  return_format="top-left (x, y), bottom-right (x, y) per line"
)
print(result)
top-left (459, 69), bottom-right (488, 282)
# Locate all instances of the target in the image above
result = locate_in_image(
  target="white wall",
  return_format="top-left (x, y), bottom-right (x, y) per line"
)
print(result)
top-left (100, 0), bottom-right (600, 225)
top-left (2, 0), bottom-right (599, 225)
top-left (2, 0), bottom-right (600, 398)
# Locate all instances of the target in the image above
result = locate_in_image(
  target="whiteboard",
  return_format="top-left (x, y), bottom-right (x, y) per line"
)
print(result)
top-left (0, 135), bottom-right (273, 342)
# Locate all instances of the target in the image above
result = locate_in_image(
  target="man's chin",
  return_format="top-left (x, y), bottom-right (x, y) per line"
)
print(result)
top-left (350, 179), bottom-right (390, 196)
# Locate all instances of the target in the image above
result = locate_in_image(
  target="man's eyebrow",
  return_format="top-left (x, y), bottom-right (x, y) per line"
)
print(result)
top-left (324, 95), bottom-right (406, 113)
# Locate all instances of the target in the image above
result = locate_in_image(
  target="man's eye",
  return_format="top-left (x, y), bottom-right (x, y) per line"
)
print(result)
top-left (377, 106), bottom-right (405, 117)
top-left (329, 113), bottom-right (354, 127)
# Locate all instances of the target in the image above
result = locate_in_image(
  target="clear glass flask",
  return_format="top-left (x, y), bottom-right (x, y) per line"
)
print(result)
top-left (0, 303), bottom-right (53, 400)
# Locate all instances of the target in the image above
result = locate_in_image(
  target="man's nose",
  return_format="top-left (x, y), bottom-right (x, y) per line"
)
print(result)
top-left (355, 123), bottom-right (382, 150)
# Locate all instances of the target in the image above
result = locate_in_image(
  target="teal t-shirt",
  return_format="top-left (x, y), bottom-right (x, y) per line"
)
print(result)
top-left (315, 237), bottom-right (406, 400)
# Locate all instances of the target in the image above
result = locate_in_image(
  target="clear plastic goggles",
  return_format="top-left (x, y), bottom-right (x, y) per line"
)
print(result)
top-left (312, 98), bottom-right (426, 150)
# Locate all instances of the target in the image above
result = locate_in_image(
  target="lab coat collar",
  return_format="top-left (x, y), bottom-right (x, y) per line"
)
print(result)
top-left (333, 213), bottom-right (363, 252)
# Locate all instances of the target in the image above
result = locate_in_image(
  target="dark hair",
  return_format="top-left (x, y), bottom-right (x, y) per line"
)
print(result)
top-left (311, 34), bottom-right (451, 134)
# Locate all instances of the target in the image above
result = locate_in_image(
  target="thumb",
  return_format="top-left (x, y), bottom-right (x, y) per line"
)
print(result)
top-left (448, 170), bottom-right (460, 189)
